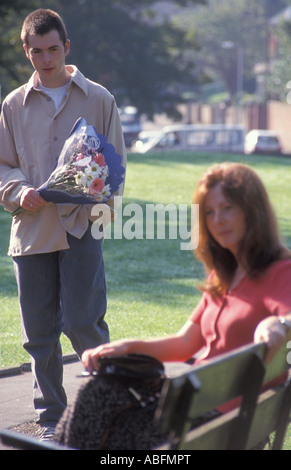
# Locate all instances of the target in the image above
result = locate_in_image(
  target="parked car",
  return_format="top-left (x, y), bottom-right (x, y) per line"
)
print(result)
top-left (132, 124), bottom-right (245, 154)
top-left (119, 106), bottom-right (142, 148)
top-left (244, 130), bottom-right (282, 155)
top-left (131, 130), bottom-right (163, 153)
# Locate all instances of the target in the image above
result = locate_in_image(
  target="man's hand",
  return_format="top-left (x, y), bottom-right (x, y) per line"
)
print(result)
top-left (20, 187), bottom-right (49, 211)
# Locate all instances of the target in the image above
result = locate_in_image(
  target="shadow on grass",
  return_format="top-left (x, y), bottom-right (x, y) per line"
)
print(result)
top-left (128, 151), bottom-right (291, 167)
top-left (0, 257), bottom-right (17, 296)
top-left (104, 237), bottom-right (202, 304)
top-left (102, 194), bottom-right (204, 308)
top-left (0, 208), bottom-right (17, 296)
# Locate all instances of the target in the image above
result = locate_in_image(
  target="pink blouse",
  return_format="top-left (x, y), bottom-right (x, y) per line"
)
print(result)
top-left (190, 259), bottom-right (291, 363)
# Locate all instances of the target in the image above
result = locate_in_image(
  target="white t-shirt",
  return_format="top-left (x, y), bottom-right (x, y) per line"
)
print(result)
top-left (39, 83), bottom-right (68, 109)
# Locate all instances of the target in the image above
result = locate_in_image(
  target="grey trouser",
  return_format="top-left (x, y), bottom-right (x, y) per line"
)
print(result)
top-left (13, 226), bottom-right (109, 424)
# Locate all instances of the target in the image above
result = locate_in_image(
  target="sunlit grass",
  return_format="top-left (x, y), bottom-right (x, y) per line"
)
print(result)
top-left (1, 151), bottom-right (291, 368)
top-left (1, 151), bottom-right (290, 448)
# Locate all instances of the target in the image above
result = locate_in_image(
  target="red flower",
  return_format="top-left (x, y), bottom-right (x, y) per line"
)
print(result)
top-left (90, 177), bottom-right (105, 194)
top-left (94, 152), bottom-right (106, 167)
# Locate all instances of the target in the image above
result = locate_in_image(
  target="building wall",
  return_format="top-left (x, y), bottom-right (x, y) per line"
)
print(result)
top-left (267, 101), bottom-right (291, 153)
top-left (184, 101), bottom-right (291, 154)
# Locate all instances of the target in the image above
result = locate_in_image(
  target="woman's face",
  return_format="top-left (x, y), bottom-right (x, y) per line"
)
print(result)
top-left (204, 184), bottom-right (246, 258)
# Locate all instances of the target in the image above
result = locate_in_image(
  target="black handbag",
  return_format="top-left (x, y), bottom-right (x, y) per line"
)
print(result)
top-left (98, 353), bottom-right (165, 379)
top-left (54, 354), bottom-right (167, 450)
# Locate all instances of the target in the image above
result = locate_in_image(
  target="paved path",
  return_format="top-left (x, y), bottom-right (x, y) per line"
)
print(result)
top-left (0, 357), bottom-right (83, 450)
top-left (0, 357), bottom-right (191, 450)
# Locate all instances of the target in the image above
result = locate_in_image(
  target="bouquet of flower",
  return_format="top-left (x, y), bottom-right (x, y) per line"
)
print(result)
top-left (38, 117), bottom-right (125, 205)
top-left (12, 118), bottom-right (125, 216)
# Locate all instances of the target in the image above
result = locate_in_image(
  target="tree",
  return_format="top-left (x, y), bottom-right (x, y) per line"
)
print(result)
top-left (1, 0), bottom-right (205, 118)
top-left (172, 0), bottom-right (289, 103)
top-left (267, 16), bottom-right (291, 102)
top-left (53, 0), bottom-right (205, 118)
top-left (0, 0), bottom-right (39, 100)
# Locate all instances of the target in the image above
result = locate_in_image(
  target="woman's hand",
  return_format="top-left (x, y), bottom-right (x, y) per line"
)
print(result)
top-left (81, 340), bottom-right (132, 372)
top-left (254, 316), bottom-right (289, 364)
top-left (81, 320), bottom-right (203, 372)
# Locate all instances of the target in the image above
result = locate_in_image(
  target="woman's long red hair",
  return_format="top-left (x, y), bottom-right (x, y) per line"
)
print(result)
top-left (193, 162), bottom-right (290, 296)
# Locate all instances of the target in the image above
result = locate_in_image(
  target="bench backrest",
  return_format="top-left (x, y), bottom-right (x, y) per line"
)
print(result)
top-left (156, 341), bottom-right (291, 450)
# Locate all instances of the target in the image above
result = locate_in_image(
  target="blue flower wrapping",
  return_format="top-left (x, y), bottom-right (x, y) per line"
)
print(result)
top-left (37, 117), bottom-right (125, 205)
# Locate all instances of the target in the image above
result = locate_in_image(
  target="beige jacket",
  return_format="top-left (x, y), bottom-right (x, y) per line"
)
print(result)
top-left (0, 66), bottom-right (126, 256)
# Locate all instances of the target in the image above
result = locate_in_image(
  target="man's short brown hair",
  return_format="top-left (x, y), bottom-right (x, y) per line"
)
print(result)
top-left (21, 9), bottom-right (67, 46)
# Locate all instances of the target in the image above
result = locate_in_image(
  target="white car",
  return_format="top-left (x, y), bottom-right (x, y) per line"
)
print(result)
top-left (244, 130), bottom-right (282, 155)
top-left (131, 130), bottom-right (164, 153)
top-left (132, 125), bottom-right (245, 154)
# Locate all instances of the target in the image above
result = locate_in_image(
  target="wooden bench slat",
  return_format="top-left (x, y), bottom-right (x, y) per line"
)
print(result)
top-left (157, 341), bottom-right (291, 450)
top-left (157, 343), bottom-right (266, 435)
top-left (247, 379), bottom-right (291, 450)
top-left (173, 409), bottom-right (239, 450)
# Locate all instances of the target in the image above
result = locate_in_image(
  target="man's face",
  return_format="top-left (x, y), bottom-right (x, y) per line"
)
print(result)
top-left (24, 29), bottom-right (70, 88)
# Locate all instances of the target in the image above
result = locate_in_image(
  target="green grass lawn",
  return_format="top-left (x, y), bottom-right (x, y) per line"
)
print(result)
top-left (1, 151), bottom-right (291, 365)
top-left (0, 151), bottom-right (290, 448)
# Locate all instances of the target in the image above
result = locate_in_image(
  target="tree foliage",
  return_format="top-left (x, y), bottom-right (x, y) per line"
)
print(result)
top-left (0, 0), bottom-right (204, 118)
top-left (1, 0), bottom-right (290, 115)
top-left (0, 0), bottom-right (39, 100)
top-left (173, 0), bottom-right (290, 101)
top-left (53, 0), bottom-right (206, 118)
top-left (268, 18), bottom-right (291, 101)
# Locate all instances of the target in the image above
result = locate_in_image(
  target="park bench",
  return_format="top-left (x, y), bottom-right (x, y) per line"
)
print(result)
top-left (0, 341), bottom-right (290, 450)
top-left (156, 341), bottom-right (291, 450)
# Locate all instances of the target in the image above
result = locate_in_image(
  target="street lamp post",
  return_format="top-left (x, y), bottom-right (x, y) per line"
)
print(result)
top-left (222, 41), bottom-right (244, 124)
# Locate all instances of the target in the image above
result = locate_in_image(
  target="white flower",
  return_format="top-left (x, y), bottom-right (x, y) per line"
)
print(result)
top-left (75, 171), bottom-right (89, 189)
top-left (84, 164), bottom-right (102, 182)
top-left (72, 156), bottom-right (92, 167)
top-left (101, 184), bottom-right (111, 198)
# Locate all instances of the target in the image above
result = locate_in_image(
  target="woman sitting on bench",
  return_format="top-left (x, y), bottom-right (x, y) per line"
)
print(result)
top-left (55, 162), bottom-right (290, 450)
top-left (83, 162), bottom-right (291, 370)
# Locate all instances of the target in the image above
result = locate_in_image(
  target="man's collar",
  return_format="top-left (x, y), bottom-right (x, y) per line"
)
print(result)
top-left (66, 65), bottom-right (89, 96)
top-left (23, 65), bottom-right (89, 105)
top-left (23, 73), bottom-right (37, 104)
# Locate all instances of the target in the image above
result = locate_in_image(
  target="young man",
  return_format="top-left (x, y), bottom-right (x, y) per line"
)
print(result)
top-left (0, 9), bottom-right (126, 439)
